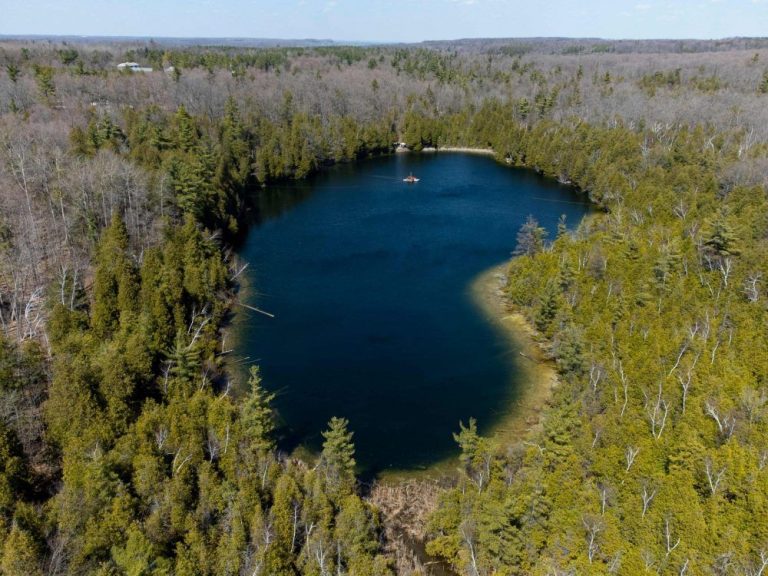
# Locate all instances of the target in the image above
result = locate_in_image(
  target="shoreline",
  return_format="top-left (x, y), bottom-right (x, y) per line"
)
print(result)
top-left (437, 146), bottom-right (495, 155)
top-left (467, 262), bottom-right (559, 445)
top-left (369, 261), bottom-right (559, 575)
top-left (373, 261), bottom-right (559, 484)
top-left (395, 146), bottom-right (496, 156)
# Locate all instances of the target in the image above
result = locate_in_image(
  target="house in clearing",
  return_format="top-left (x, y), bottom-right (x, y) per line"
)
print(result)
top-left (117, 62), bottom-right (153, 72)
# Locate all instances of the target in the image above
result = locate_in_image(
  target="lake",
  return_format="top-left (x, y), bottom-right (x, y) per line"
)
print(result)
top-left (231, 152), bottom-right (590, 474)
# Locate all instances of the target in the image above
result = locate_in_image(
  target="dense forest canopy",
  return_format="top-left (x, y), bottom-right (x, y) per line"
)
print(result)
top-left (0, 36), bottom-right (767, 575)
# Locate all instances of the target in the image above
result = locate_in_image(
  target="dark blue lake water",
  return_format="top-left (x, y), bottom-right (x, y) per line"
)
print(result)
top-left (232, 152), bottom-right (590, 473)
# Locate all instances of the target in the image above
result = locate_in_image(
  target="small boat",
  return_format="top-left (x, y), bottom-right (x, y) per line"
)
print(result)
top-left (403, 173), bottom-right (420, 183)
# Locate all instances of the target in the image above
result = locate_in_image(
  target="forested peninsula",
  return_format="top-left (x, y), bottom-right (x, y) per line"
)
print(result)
top-left (1, 37), bottom-right (767, 575)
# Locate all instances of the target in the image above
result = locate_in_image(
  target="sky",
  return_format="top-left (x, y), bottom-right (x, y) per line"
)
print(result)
top-left (1, 0), bottom-right (767, 43)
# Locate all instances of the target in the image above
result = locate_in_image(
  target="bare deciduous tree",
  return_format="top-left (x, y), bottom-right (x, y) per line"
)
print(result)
top-left (644, 383), bottom-right (669, 440)
top-left (626, 446), bottom-right (640, 472)
top-left (582, 515), bottom-right (603, 563)
top-left (704, 458), bottom-right (726, 496)
top-left (744, 273), bottom-right (762, 303)
top-left (664, 517), bottom-right (681, 557)
top-left (705, 400), bottom-right (737, 440)
top-left (641, 483), bottom-right (657, 518)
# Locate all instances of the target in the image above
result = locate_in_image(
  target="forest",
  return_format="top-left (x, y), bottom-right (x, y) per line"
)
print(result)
top-left (0, 36), bottom-right (767, 575)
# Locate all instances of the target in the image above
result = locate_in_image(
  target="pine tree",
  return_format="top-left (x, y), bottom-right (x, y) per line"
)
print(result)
top-left (703, 216), bottom-right (740, 257)
top-left (320, 417), bottom-right (356, 494)
top-left (1, 523), bottom-right (44, 576)
top-left (558, 258), bottom-right (575, 292)
top-left (334, 494), bottom-right (386, 573)
top-left (0, 423), bottom-right (28, 517)
top-left (513, 215), bottom-right (548, 257)
top-left (240, 366), bottom-right (276, 454)
top-left (556, 214), bottom-right (568, 239)
top-left (32, 64), bottom-right (55, 104)
top-left (552, 323), bottom-right (585, 378)
top-left (517, 97), bottom-right (531, 120)
top-left (216, 97), bottom-right (251, 226)
top-left (111, 524), bottom-right (172, 576)
top-left (453, 417), bottom-right (481, 474)
top-left (168, 328), bottom-right (201, 386)
top-left (172, 105), bottom-right (198, 152)
top-left (5, 63), bottom-right (20, 83)
top-left (453, 417), bottom-right (495, 490)
top-left (653, 242), bottom-right (681, 290)
top-left (535, 283), bottom-right (560, 334)
top-left (91, 215), bottom-right (138, 338)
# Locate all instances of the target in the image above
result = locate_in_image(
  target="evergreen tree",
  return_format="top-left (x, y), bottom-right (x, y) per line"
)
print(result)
top-left (112, 524), bottom-right (172, 576)
top-left (1, 523), bottom-right (44, 576)
top-left (556, 213), bottom-right (568, 239)
top-left (168, 328), bottom-right (201, 386)
top-left (91, 215), bottom-right (138, 338)
top-left (453, 418), bottom-right (480, 466)
top-left (0, 423), bottom-right (28, 517)
top-left (240, 366), bottom-right (276, 454)
top-left (320, 417), bottom-right (356, 494)
top-left (535, 283), bottom-right (560, 334)
top-left (5, 63), bottom-right (20, 83)
top-left (703, 215), bottom-right (740, 258)
top-left (172, 105), bottom-right (198, 152)
top-left (513, 215), bottom-right (548, 257)
top-left (32, 64), bottom-right (55, 104)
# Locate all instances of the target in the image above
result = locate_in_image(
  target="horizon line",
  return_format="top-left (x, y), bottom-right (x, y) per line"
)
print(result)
top-left (1, 33), bottom-right (768, 45)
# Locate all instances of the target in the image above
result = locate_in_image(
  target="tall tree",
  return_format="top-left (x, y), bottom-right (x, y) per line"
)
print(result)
top-left (320, 417), bottom-right (356, 495)
top-left (91, 215), bottom-right (138, 338)
top-left (513, 215), bottom-right (548, 257)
